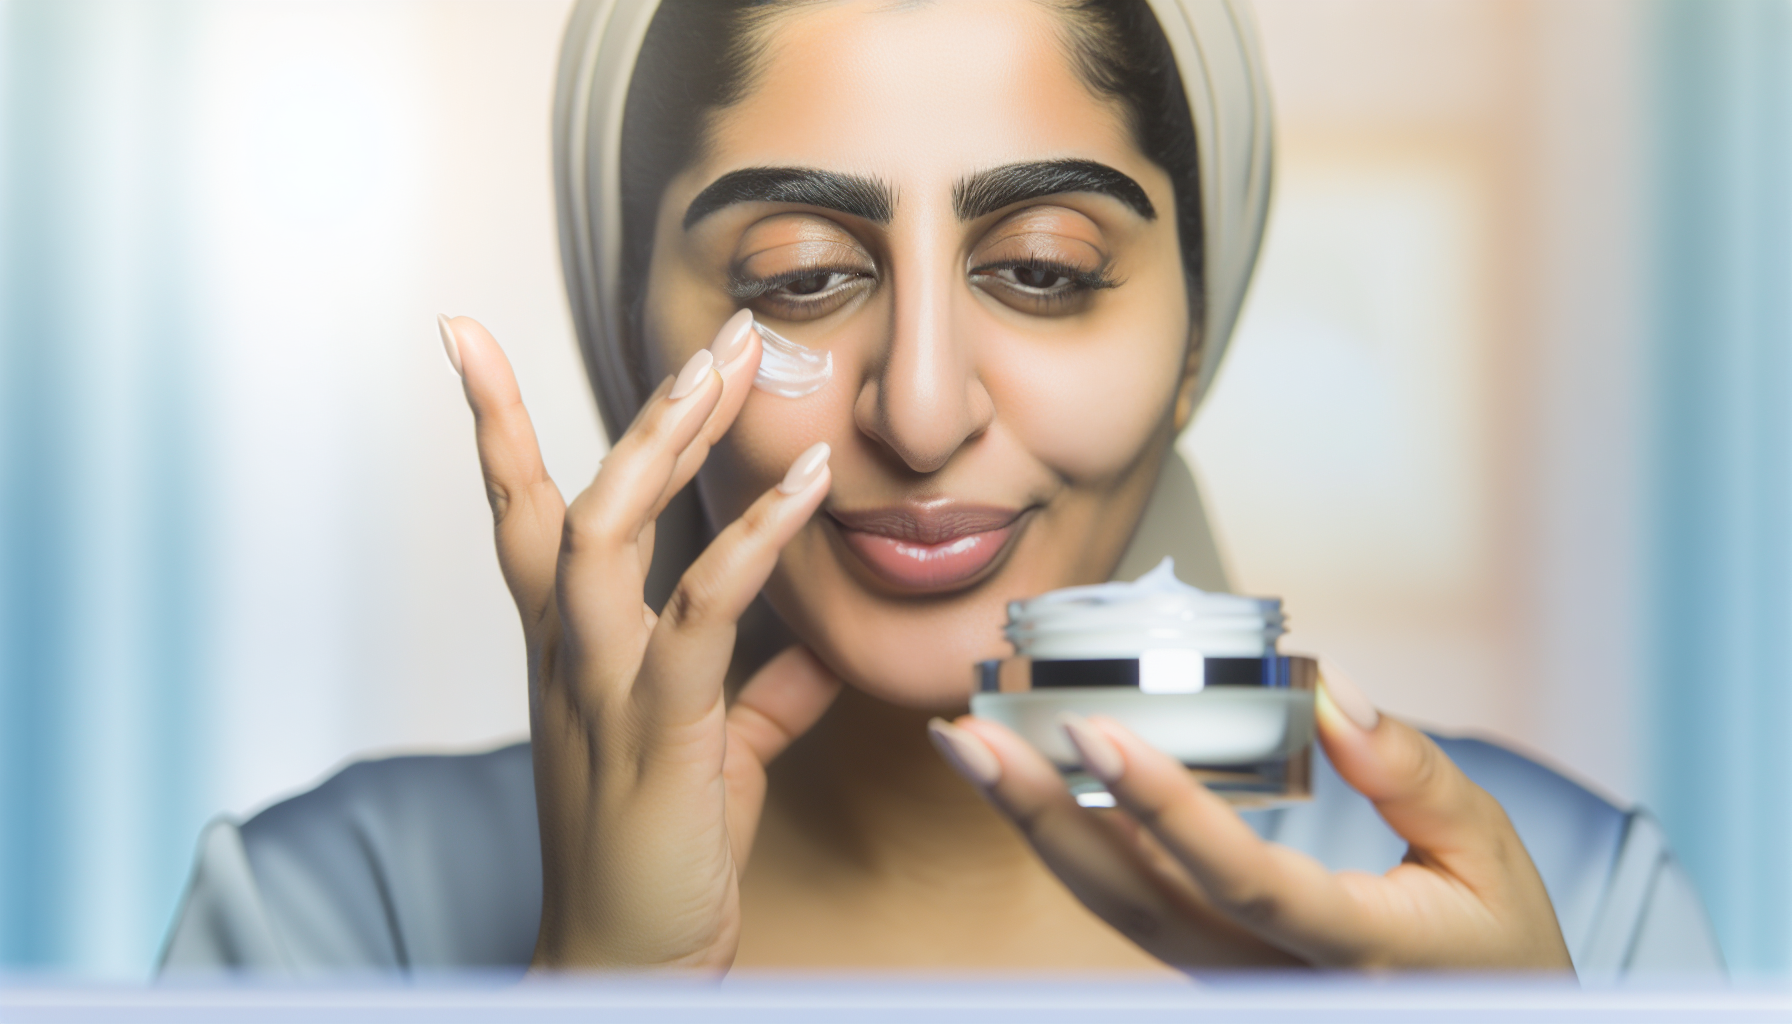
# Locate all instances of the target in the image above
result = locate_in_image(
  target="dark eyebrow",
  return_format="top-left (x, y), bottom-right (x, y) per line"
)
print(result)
top-left (683, 167), bottom-right (894, 229)
top-left (952, 159), bottom-right (1156, 222)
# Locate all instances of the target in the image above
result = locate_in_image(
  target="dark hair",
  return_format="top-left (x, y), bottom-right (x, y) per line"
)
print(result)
top-left (618, 0), bottom-right (1203, 395)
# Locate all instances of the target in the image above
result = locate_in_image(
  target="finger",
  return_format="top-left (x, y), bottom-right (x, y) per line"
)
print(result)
top-left (726, 647), bottom-right (842, 767)
top-left (941, 716), bottom-right (1302, 968)
top-left (613, 306), bottom-right (751, 445)
top-left (444, 315), bottom-right (564, 628)
top-left (554, 335), bottom-right (731, 660)
top-left (1315, 664), bottom-right (1559, 945)
top-left (1321, 666), bottom-right (1571, 967)
top-left (655, 314), bottom-right (762, 524)
top-left (1315, 663), bottom-right (1516, 865)
top-left (1062, 713), bottom-right (1381, 966)
top-left (633, 442), bottom-right (832, 732)
top-left (631, 314), bottom-right (761, 579)
top-left (722, 646), bottom-right (843, 864)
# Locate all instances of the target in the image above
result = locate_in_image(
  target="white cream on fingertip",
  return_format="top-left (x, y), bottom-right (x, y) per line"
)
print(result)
top-left (751, 316), bottom-right (832, 398)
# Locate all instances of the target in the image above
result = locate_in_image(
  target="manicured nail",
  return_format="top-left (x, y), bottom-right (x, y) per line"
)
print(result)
top-left (928, 718), bottom-right (1001, 787)
top-left (437, 313), bottom-right (463, 377)
top-left (1060, 713), bottom-right (1125, 784)
top-left (777, 441), bottom-right (830, 495)
top-left (710, 308), bottom-right (755, 366)
top-left (1320, 660), bottom-right (1380, 732)
top-left (668, 348), bottom-right (715, 400)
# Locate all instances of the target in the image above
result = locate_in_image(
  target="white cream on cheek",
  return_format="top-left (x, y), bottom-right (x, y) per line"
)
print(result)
top-left (751, 317), bottom-right (833, 398)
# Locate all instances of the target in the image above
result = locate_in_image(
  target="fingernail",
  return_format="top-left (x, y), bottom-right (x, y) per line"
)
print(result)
top-left (928, 718), bottom-right (1001, 787)
top-left (1059, 713), bottom-right (1125, 784)
top-left (710, 308), bottom-right (755, 366)
top-left (1320, 660), bottom-right (1380, 732)
top-left (668, 348), bottom-right (715, 400)
top-left (437, 313), bottom-right (463, 377)
top-left (777, 441), bottom-right (830, 495)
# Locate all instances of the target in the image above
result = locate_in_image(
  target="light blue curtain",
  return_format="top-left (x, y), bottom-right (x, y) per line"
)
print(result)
top-left (1646, 0), bottom-right (1792, 979)
top-left (0, 0), bottom-right (210, 976)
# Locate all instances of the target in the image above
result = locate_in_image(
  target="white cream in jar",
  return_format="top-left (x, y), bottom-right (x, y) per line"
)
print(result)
top-left (970, 558), bottom-right (1316, 806)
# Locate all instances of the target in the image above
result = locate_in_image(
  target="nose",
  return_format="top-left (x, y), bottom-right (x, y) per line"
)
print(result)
top-left (853, 261), bottom-right (995, 474)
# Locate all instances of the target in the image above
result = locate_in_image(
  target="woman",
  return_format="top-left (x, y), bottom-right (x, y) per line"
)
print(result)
top-left (161, 0), bottom-right (1722, 978)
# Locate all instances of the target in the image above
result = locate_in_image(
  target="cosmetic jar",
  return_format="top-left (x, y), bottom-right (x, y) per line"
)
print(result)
top-left (970, 558), bottom-right (1315, 807)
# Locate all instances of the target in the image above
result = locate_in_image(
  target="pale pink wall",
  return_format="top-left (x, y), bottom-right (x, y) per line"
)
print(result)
top-left (1192, 0), bottom-right (1646, 802)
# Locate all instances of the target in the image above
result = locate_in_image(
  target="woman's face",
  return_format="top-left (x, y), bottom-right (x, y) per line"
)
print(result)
top-left (641, 0), bottom-right (1197, 709)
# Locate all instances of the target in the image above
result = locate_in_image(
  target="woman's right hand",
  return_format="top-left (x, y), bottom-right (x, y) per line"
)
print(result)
top-left (440, 310), bottom-right (842, 972)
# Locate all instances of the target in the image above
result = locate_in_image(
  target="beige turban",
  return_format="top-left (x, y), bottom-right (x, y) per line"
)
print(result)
top-left (551, 0), bottom-right (1274, 597)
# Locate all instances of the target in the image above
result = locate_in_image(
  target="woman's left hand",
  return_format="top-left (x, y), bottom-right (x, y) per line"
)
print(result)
top-left (931, 664), bottom-right (1574, 972)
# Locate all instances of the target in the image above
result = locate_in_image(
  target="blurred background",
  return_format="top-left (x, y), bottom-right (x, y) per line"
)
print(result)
top-left (0, 0), bottom-right (1787, 981)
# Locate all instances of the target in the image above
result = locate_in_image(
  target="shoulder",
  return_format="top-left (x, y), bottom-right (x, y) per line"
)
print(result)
top-left (244, 741), bottom-right (538, 858)
top-left (163, 742), bottom-right (542, 975)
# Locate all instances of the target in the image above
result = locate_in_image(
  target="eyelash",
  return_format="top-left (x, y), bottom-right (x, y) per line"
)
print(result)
top-left (726, 265), bottom-right (871, 305)
top-left (727, 255), bottom-right (1119, 320)
top-left (971, 257), bottom-right (1119, 295)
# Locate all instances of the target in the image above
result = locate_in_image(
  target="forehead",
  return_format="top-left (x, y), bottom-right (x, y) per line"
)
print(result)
top-left (698, 0), bottom-right (1142, 191)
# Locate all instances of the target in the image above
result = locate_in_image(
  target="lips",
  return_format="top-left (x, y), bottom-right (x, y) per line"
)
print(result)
top-left (828, 504), bottom-right (1028, 592)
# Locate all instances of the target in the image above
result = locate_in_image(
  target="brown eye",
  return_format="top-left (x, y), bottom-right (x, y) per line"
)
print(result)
top-left (729, 264), bottom-right (876, 322)
top-left (968, 257), bottom-right (1119, 317)
top-left (727, 223), bottom-right (879, 321)
top-left (1009, 265), bottom-right (1066, 290)
top-left (783, 271), bottom-right (850, 296)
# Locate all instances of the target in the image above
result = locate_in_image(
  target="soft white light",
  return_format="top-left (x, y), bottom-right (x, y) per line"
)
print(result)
top-left (1139, 649), bottom-right (1207, 694)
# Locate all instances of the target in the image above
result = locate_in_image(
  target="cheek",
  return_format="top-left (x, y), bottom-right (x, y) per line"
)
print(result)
top-left (695, 373), bottom-right (853, 524)
top-left (984, 326), bottom-right (1184, 482)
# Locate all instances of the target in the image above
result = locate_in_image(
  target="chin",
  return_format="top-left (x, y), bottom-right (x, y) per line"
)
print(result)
top-left (766, 550), bottom-right (1020, 713)
top-left (804, 600), bottom-right (1012, 712)
top-left (839, 649), bottom-right (991, 712)
top-left (766, 497), bottom-right (1141, 711)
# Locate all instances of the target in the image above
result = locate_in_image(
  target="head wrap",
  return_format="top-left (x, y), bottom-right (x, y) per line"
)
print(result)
top-left (551, 0), bottom-right (1273, 593)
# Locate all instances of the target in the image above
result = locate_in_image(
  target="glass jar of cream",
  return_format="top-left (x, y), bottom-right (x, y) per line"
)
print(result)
top-left (970, 558), bottom-right (1316, 807)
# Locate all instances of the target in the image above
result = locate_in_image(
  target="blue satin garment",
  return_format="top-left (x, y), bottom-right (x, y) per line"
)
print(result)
top-left (158, 737), bottom-right (1725, 982)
